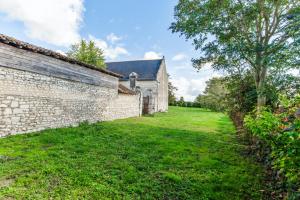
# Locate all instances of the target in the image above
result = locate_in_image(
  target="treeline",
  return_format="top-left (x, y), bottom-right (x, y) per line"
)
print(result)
top-left (169, 96), bottom-right (202, 108)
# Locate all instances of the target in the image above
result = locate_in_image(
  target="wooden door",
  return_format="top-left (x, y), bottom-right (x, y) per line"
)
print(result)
top-left (143, 96), bottom-right (150, 115)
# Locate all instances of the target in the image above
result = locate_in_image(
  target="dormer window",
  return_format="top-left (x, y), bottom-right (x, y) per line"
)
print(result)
top-left (129, 72), bottom-right (138, 90)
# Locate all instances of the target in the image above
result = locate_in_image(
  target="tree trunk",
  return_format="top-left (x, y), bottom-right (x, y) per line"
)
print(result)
top-left (255, 67), bottom-right (267, 111)
top-left (257, 92), bottom-right (266, 108)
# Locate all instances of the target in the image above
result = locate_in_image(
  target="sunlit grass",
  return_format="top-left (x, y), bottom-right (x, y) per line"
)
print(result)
top-left (0, 106), bottom-right (264, 199)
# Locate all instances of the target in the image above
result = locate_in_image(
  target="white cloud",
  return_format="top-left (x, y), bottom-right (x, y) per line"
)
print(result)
top-left (172, 77), bottom-right (210, 102)
top-left (171, 63), bottom-right (221, 101)
top-left (89, 35), bottom-right (129, 60)
top-left (172, 53), bottom-right (187, 61)
top-left (106, 33), bottom-right (122, 44)
top-left (144, 51), bottom-right (162, 60)
top-left (0, 0), bottom-right (84, 46)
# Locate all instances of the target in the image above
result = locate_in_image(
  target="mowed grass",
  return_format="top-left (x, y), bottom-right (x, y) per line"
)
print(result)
top-left (0, 107), bottom-right (264, 199)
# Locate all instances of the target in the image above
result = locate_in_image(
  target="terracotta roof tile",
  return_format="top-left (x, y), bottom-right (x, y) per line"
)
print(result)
top-left (118, 84), bottom-right (136, 95)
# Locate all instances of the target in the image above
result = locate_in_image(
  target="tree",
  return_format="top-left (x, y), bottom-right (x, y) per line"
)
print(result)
top-left (267, 69), bottom-right (300, 99)
top-left (67, 39), bottom-right (106, 69)
top-left (168, 75), bottom-right (178, 105)
top-left (171, 0), bottom-right (300, 109)
top-left (194, 77), bottom-right (228, 111)
top-left (178, 96), bottom-right (186, 107)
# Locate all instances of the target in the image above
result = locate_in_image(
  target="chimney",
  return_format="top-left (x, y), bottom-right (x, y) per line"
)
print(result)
top-left (129, 72), bottom-right (138, 90)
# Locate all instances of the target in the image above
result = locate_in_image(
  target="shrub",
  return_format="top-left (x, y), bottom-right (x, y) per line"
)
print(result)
top-left (244, 96), bottom-right (300, 197)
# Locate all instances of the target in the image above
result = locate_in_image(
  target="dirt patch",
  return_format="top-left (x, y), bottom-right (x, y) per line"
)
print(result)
top-left (0, 178), bottom-right (14, 188)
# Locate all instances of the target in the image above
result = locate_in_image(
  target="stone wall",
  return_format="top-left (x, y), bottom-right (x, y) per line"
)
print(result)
top-left (0, 67), bottom-right (117, 137)
top-left (0, 42), bottom-right (142, 137)
top-left (156, 60), bottom-right (168, 112)
top-left (121, 80), bottom-right (158, 113)
top-left (103, 93), bottom-right (142, 121)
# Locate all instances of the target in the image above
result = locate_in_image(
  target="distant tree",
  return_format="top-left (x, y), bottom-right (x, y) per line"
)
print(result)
top-left (168, 75), bottom-right (178, 105)
top-left (186, 101), bottom-right (193, 107)
top-left (178, 96), bottom-right (186, 107)
top-left (194, 77), bottom-right (228, 111)
top-left (171, 0), bottom-right (300, 109)
top-left (204, 78), bottom-right (227, 99)
top-left (67, 39), bottom-right (106, 69)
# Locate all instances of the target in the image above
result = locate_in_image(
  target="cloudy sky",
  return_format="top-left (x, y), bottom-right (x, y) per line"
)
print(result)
top-left (0, 0), bottom-right (221, 101)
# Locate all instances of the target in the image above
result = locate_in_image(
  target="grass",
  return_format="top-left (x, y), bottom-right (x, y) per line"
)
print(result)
top-left (0, 106), bottom-right (265, 199)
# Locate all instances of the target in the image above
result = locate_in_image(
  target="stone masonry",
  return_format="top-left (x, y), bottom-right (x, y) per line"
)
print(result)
top-left (0, 35), bottom-right (142, 137)
top-left (0, 67), bottom-right (116, 137)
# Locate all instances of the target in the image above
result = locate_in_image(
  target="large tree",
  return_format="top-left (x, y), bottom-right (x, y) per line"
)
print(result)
top-left (171, 0), bottom-right (300, 109)
top-left (67, 39), bottom-right (106, 69)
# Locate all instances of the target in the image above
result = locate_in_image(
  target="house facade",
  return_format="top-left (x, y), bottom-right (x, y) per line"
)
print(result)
top-left (106, 58), bottom-right (168, 114)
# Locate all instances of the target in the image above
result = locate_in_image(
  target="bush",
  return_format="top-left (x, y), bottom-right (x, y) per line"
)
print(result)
top-left (244, 97), bottom-right (300, 197)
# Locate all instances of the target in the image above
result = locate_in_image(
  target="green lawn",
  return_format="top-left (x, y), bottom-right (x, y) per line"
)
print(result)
top-left (0, 107), bottom-right (264, 199)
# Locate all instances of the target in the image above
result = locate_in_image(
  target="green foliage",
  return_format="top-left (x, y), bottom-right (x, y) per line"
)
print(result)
top-left (0, 107), bottom-right (265, 199)
top-left (194, 77), bottom-right (228, 112)
top-left (171, 1), bottom-right (300, 195)
top-left (168, 75), bottom-right (178, 106)
top-left (177, 96), bottom-right (186, 107)
top-left (244, 97), bottom-right (300, 195)
top-left (225, 72), bottom-right (258, 114)
top-left (162, 172), bottom-right (182, 183)
top-left (171, 0), bottom-right (300, 107)
top-left (67, 39), bottom-right (106, 69)
top-left (268, 70), bottom-right (300, 99)
top-left (244, 108), bottom-right (280, 139)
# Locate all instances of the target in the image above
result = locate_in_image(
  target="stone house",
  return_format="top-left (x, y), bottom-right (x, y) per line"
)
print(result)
top-left (106, 59), bottom-right (168, 114)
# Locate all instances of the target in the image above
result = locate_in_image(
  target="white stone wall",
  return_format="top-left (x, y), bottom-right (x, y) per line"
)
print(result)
top-left (0, 67), bottom-right (119, 137)
top-left (103, 93), bottom-right (142, 121)
top-left (120, 80), bottom-right (158, 113)
top-left (0, 67), bottom-right (142, 137)
top-left (156, 60), bottom-right (168, 112)
top-left (0, 42), bottom-right (143, 137)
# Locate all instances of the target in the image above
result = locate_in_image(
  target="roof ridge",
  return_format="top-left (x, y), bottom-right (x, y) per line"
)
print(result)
top-left (106, 58), bottom-right (163, 64)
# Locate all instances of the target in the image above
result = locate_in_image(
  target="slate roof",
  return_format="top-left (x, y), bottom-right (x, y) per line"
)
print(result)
top-left (106, 59), bottom-right (163, 81)
top-left (0, 34), bottom-right (122, 78)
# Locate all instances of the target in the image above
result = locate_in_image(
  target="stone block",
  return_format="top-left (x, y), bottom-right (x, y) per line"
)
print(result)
top-left (13, 108), bottom-right (23, 114)
top-left (3, 108), bottom-right (12, 115)
top-left (11, 101), bottom-right (19, 108)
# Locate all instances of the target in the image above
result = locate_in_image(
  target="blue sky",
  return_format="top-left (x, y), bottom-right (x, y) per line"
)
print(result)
top-left (0, 0), bottom-right (220, 101)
